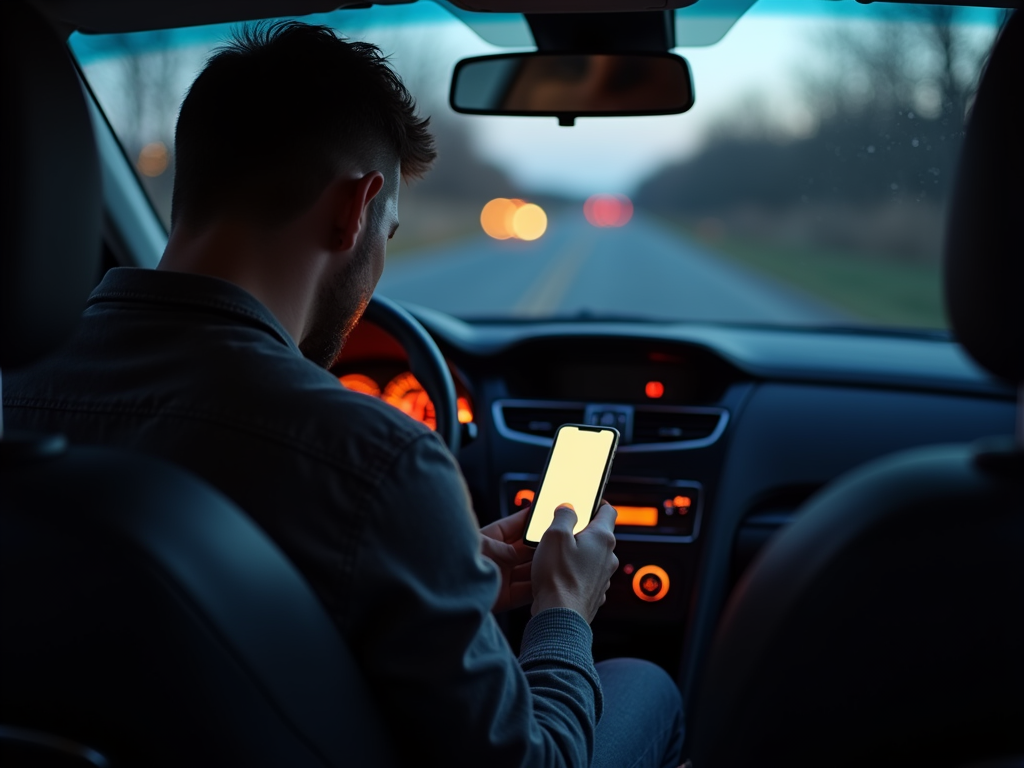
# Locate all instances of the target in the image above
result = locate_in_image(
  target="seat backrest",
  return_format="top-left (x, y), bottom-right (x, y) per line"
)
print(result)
top-left (688, 12), bottom-right (1024, 768)
top-left (0, 3), bottom-right (394, 765)
top-left (1, 446), bottom-right (396, 767)
top-left (688, 443), bottom-right (1023, 767)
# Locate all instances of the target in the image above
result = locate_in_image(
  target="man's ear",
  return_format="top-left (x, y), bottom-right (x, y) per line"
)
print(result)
top-left (335, 171), bottom-right (385, 252)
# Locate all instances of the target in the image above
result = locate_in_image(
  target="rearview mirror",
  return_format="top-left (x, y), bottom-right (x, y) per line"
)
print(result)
top-left (450, 52), bottom-right (695, 126)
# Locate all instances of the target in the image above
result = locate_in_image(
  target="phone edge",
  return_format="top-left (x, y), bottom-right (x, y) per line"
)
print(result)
top-left (522, 423), bottom-right (620, 548)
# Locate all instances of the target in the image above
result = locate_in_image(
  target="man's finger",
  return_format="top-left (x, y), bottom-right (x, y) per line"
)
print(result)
top-left (480, 535), bottom-right (517, 565)
top-left (496, 506), bottom-right (530, 541)
top-left (508, 537), bottom-right (536, 564)
top-left (588, 502), bottom-right (618, 532)
top-left (483, 506), bottom-right (530, 544)
top-left (505, 505), bottom-right (530, 528)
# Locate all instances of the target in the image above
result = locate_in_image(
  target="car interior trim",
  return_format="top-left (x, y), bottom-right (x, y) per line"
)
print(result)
top-left (499, 471), bottom-right (705, 543)
top-left (84, 86), bottom-right (165, 268)
top-left (492, 398), bottom-right (729, 452)
top-left (0, 724), bottom-right (109, 767)
top-left (404, 305), bottom-right (1014, 400)
top-left (8, 2), bottom-right (1021, 763)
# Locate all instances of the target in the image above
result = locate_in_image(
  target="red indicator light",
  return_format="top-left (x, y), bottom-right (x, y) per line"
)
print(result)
top-left (672, 495), bottom-right (691, 508)
top-left (645, 380), bottom-right (665, 399)
top-left (623, 564), bottom-right (635, 575)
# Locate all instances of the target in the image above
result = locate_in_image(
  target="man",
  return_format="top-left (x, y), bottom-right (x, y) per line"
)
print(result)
top-left (4, 22), bottom-right (684, 767)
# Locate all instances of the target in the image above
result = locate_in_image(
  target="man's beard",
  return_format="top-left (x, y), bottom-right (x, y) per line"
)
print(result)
top-left (299, 241), bottom-right (375, 369)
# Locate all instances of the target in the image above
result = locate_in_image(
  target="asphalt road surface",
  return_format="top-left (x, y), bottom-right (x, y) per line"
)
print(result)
top-left (377, 212), bottom-right (847, 324)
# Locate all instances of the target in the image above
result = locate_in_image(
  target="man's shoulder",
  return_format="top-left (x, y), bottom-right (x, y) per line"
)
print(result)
top-left (302, 376), bottom-right (432, 450)
top-left (229, 354), bottom-right (435, 473)
top-left (5, 325), bottom-right (435, 484)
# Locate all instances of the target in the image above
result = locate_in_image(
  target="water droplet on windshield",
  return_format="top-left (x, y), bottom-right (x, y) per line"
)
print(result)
top-left (911, 138), bottom-right (920, 147)
top-left (867, 145), bottom-right (875, 154)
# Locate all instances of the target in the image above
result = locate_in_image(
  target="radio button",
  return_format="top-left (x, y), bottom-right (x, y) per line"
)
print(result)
top-left (632, 565), bottom-right (670, 602)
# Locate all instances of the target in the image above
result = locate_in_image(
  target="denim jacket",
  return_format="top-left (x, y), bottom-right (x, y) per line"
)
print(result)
top-left (4, 267), bottom-right (602, 767)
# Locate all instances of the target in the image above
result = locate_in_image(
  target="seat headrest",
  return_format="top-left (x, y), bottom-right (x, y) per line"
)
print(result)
top-left (944, 11), bottom-right (1023, 384)
top-left (0, 2), bottom-right (102, 370)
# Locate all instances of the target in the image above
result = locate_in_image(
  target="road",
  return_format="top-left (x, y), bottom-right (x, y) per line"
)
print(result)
top-left (377, 212), bottom-right (847, 324)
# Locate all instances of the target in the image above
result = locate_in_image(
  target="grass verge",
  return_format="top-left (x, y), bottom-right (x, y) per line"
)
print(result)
top-left (683, 229), bottom-right (947, 328)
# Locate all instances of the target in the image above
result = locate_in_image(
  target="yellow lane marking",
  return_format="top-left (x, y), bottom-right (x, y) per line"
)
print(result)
top-left (511, 237), bottom-right (592, 317)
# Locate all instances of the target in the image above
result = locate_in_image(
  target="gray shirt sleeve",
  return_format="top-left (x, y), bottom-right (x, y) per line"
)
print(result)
top-left (347, 431), bottom-right (602, 768)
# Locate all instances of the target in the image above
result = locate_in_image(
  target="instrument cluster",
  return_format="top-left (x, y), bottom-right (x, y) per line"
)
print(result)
top-left (335, 366), bottom-right (473, 431)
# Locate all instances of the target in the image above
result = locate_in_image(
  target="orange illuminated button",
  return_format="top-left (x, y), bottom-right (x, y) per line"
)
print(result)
top-left (615, 506), bottom-right (659, 527)
top-left (514, 489), bottom-right (535, 508)
top-left (632, 565), bottom-right (670, 602)
top-left (457, 396), bottom-right (474, 424)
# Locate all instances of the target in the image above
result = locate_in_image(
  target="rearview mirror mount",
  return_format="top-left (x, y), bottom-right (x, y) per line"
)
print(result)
top-left (449, 52), bottom-right (695, 126)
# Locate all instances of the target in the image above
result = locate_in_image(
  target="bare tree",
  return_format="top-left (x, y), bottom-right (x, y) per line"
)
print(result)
top-left (107, 30), bottom-right (184, 153)
top-left (804, 7), bottom-right (995, 135)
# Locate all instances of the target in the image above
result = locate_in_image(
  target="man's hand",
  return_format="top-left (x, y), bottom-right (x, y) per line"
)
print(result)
top-left (531, 502), bottom-right (618, 624)
top-left (480, 506), bottom-right (535, 614)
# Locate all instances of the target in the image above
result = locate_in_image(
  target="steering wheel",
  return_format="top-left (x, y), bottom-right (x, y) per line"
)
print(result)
top-left (362, 294), bottom-right (460, 453)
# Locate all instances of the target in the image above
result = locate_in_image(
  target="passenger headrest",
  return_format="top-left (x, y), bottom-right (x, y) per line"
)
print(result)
top-left (0, 2), bottom-right (102, 370)
top-left (944, 11), bottom-right (1023, 384)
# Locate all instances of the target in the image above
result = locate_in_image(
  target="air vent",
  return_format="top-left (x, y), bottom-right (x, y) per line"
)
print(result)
top-left (632, 408), bottom-right (724, 445)
top-left (496, 400), bottom-right (726, 450)
top-left (499, 403), bottom-right (586, 439)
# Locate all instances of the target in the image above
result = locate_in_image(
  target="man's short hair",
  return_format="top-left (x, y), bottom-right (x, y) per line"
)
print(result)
top-left (170, 21), bottom-right (436, 229)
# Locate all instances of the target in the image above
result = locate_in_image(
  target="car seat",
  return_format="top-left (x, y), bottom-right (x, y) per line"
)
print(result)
top-left (687, 11), bottom-right (1023, 768)
top-left (0, 3), bottom-right (395, 766)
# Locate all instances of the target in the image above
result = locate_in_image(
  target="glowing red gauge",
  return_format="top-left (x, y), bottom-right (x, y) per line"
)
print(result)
top-left (338, 373), bottom-right (380, 397)
top-left (382, 372), bottom-right (436, 430)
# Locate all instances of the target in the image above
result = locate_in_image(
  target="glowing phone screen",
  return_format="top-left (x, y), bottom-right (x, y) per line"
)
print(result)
top-left (525, 425), bottom-right (618, 545)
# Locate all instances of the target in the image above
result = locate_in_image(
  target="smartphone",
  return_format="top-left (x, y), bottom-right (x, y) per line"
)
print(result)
top-left (523, 424), bottom-right (620, 547)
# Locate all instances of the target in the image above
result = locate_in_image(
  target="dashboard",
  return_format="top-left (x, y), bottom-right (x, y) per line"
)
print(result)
top-left (333, 307), bottom-right (1017, 703)
top-left (335, 366), bottom-right (474, 431)
top-left (332, 309), bottom-right (474, 431)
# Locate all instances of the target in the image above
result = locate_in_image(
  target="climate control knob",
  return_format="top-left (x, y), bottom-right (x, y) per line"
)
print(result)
top-left (632, 565), bottom-right (670, 602)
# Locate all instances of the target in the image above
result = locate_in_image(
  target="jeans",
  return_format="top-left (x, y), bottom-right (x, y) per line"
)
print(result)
top-left (593, 658), bottom-right (686, 768)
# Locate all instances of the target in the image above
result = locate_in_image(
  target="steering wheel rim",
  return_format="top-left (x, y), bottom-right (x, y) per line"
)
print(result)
top-left (361, 295), bottom-right (460, 453)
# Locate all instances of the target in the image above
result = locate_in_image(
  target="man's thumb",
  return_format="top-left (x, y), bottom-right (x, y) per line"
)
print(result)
top-left (548, 503), bottom-right (578, 534)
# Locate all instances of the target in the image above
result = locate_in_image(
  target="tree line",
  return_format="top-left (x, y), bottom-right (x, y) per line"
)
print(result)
top-left (636, 8), bottom-right (1005, 216)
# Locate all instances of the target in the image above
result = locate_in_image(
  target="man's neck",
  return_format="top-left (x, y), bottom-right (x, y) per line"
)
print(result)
top-left (159, 219), bottom-right (323, 345)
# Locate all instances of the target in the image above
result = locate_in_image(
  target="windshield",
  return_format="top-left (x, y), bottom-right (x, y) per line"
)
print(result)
top-left (70, 0), bottom-right (1006, 329)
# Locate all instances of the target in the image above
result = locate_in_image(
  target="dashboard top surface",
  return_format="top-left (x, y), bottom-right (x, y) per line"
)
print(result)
top-left (399, 303), bottom-right (1013, 400)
